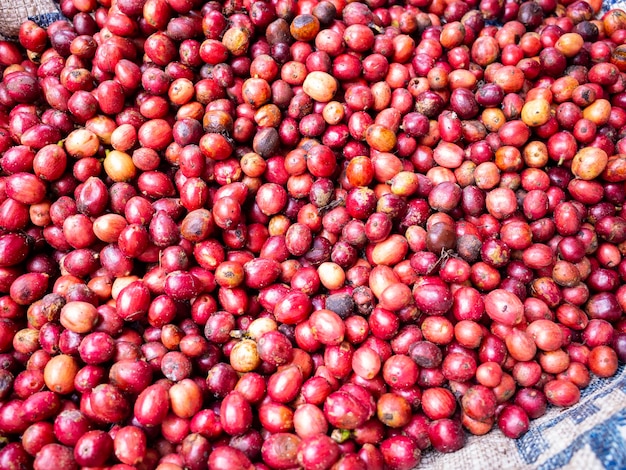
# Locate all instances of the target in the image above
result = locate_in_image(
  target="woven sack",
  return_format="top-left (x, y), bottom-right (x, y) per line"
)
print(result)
top-left (0, 0), bottom-right (63, 40)
top-left (421, 364), bottom-right (626, 469)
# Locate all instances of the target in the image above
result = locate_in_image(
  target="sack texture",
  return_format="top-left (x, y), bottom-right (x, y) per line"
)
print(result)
top-left (0, 0), bottom-right (63, 40)
top-left (421, 364), bottom-right (626, 469)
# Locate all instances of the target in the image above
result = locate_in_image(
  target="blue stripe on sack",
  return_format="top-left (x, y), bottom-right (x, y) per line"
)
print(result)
top-left (515, 431), bottom-right (550, 464)
top-left (580, 364), bottom-right (626, 399)
top-left (515, 405), bottom-right (578, 464)
top-left (28, 12), bottom-right (65, 27)
top-left (515, 365), bottom-right (626, 465)
top-left (569, 401), bottom-right (600, 424)
top-left (537, 411), bottom-right (626, 470)
top-left (601, 0), bottom-right (626, 15)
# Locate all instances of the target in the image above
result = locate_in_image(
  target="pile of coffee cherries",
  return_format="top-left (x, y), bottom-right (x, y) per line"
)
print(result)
top-left (0, 0), bottom-right (626, 468)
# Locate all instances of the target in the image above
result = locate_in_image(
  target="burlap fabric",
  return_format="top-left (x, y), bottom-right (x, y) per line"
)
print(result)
top-left (602, 0), bottom-right (626, 14)
top-left (0, 0), bottom-right (62, 40)
top-left (421, 364), bottom-right (626, 469)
